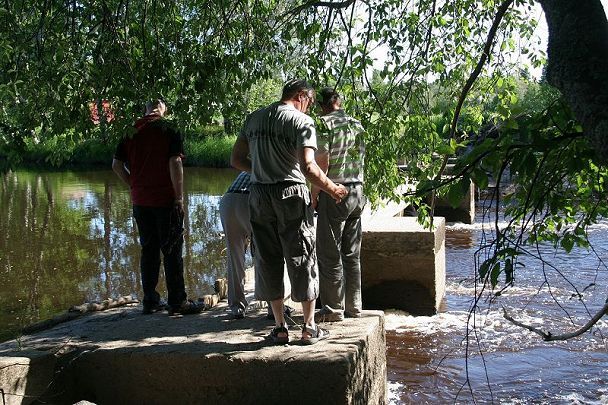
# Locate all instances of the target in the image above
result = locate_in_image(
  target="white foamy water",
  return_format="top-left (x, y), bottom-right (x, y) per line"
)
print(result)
top-left (387, 209), bottom-right (608, 404)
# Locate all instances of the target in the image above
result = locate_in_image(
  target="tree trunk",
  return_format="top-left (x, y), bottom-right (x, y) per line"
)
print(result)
top-left (539, 0), bottom-right (608, 162)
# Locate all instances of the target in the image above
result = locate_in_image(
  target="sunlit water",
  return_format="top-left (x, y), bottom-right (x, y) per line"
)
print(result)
top-left (1, 169), bottom-right (607, 403)
top-left (386, 219), bottom-right (608, 404)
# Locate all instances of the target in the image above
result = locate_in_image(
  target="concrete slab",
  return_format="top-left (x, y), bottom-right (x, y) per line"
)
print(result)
top-left (432, 179), bottom-right (476, 224)
top-left (0, 303), bottom-right (386, 405)
top-left (361, 216), bottom-right (446, 315)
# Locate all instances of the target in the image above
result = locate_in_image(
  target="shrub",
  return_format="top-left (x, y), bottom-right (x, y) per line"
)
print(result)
top-left (184, 135), bottom-right (235, 168)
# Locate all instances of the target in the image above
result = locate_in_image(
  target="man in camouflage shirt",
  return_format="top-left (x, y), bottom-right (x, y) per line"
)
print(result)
top-left (313, 87), bottom-right (366, 322)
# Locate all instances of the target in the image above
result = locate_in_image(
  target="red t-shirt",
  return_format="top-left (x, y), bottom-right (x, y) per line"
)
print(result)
top-left (114, 114), bottom-right (184, 207)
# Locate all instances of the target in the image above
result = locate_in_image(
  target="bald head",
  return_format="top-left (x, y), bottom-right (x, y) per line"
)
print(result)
top-left (145, 99), bottom-right (167, 116)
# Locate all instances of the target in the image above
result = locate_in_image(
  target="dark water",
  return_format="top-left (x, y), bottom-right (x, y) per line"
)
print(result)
top-left (1, 169), bottom-right (607, 403)
top-left (0, 168), bottom-right (237, 341)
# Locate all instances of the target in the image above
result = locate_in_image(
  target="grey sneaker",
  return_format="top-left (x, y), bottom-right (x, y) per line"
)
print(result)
top-left (314, 305), bottom-right (344, 323)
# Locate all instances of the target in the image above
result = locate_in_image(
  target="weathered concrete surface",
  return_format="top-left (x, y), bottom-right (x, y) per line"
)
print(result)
top-left (0, 350), bottom-right (56, 405)
top-left (361, 216), bottom-right (446, 315)
top-left (0, 304), bottom-right (386, 405)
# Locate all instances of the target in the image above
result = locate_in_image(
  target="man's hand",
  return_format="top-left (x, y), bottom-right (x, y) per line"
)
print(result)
top-left (330, 184), bottom-right (348, 204)
top-left (311, 186), bottom-right (320, 210)
top-left (174, 199), bottom-right (184, 216)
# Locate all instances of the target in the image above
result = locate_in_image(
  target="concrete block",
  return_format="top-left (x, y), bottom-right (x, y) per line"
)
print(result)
top-left (0, 350), bottom-right (56, 405)
top-left (0, 307), bottom-right (386, 405)
top-left (432, 179), bottom-right (476, 224)
top-left (361, 216), bottom-right (446, 315)
top-left (66, 315), bottom-right (385, 404)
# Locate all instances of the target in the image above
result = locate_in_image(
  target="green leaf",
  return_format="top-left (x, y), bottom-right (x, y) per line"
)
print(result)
top-left (479, 259), bottom-right (492, 279)
top-left (436, 142), bottom-right (455, 155)
top-left (561, 235), bottom-right (575, 253)
top-left (470, 168), bottom-right (489, 189)
top-left (505, 258), bottom-right (514, 284)
top-left (490, 262), bottom-right (501, 287)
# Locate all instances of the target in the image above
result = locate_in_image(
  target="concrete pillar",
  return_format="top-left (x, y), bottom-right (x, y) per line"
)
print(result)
top-left (361, 216), bottom-right (446, 315)
top-left (432, 179), bottom-right (476, 224)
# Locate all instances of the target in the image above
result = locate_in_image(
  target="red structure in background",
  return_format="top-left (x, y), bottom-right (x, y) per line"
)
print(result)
top-left (89, 100), bottom-right (115, 124)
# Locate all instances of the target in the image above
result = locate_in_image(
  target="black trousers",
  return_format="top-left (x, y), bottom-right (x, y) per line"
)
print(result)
top-left (133, 205), bottom-right (186, 308)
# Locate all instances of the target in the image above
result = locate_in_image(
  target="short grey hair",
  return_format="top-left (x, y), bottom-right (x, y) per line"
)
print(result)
top-left (281, 79), bottom-right (314, 100)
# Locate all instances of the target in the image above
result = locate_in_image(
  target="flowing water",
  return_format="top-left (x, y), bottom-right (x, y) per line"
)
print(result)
top-left (1, 169), bottom-right (606, 404)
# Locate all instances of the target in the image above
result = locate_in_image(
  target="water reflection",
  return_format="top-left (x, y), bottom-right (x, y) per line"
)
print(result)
top-left (0, 168), bottom-right (239, 341)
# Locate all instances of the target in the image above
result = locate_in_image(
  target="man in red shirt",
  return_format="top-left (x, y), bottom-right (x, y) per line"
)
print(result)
top-left (112, 99), bottom-right (201, 316)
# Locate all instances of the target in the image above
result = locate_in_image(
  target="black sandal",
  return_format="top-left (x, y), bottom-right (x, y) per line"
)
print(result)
top-left (301, 325), bottom-right (329, 345)
top-left (270, 325), bottom-right (289, 344)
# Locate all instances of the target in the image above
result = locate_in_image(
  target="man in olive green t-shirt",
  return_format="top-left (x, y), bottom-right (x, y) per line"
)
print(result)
top-left (231, 80), bottom-right (348, 344)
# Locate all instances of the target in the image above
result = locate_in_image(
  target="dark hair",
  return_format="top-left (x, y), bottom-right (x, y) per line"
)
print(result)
top-left (318, 87), bottom-right (340, 107)
top-left (281, 79), bottom-right (314, 100)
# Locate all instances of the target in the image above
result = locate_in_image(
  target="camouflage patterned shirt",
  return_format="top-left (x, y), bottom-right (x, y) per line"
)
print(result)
top-left (317, 109), bottom-right (365, 184)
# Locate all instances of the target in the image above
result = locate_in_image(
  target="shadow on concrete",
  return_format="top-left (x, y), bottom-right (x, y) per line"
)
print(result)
top-left (0, 305), bottom-right (387, 405)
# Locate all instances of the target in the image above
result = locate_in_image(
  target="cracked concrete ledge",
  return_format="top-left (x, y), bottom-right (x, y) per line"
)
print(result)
top-left (0, 300), bottom-right (386, 405)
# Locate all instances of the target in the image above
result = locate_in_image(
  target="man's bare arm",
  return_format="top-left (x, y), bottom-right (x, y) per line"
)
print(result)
top-left (311, 151), bottom-right (330, 208)
top-left (112, 158), bottom-right (130, 185)
top-left (169, 156), bottom-right (184, 209)
top-left (315, 150), bottom-right (330, 174)
top-left (301, 147), bottom-right (347, 203)
top-left (231, 136), bottom-right (251, 172)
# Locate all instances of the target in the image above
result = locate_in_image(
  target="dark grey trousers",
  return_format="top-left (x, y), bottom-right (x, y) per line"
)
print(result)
top-left (316, 184), bottom-right (366, 316)
top-left (249, 182), bottom-right (318, 303)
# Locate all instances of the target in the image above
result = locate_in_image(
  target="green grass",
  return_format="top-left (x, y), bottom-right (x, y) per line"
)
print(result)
top-left (8, 127), bottom-right (235, 169)
top-left (183, 134), bottom-right (235, 168)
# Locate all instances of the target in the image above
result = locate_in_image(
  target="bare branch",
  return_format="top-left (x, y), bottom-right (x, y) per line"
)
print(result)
top-left (284, 0), bottom-right (357, 18)
top-left (503, 300), bottom-right (608, 341)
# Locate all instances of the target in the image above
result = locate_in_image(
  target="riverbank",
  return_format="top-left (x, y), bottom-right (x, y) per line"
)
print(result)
top-left (2, 128), bottom-right (235, 170)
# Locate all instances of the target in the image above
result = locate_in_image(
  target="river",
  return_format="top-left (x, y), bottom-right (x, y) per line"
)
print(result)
top-left (1, 168), bottom-right (606, 404)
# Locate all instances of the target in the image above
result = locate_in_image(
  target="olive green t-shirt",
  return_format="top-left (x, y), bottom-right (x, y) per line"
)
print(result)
top-left (239, 102), bottom-right (317, 184)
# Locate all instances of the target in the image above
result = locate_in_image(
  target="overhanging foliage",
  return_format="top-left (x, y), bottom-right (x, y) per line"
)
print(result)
top-left (2, 0), bottom-right (607, 341)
